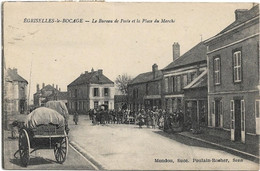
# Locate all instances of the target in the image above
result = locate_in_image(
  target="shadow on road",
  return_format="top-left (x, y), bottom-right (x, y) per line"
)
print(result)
top-left (10, 156), bottom-right (56, 167)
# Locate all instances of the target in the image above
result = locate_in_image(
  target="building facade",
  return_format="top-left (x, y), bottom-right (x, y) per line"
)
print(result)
top-left (67, 69), bottom-right (115, 114)
top-left (162, 42), bottom-right (207, 124)
top-left (205, 5), bottom-right (259, 143)
top-left (33, 83), bottom-right (60, 107)
top-left (3, 68), bottom-right (28, 129)
top-left (128, 64), bottom-right (163, 111)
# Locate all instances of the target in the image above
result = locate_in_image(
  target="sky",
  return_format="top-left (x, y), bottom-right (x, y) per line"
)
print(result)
top-left (3, 2), bottom-right (254, 103)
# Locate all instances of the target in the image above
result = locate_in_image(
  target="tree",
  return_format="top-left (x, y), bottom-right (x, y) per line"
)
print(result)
top-left (115, 73), bottom-right (132, 95)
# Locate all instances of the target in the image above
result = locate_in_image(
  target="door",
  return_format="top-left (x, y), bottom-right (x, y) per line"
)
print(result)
top-left (234, 100), bottom-right (241, 142)
top-left (212, 101), bottom-right (215, 127)
top-left (215, 101), bottom-right (220, 127)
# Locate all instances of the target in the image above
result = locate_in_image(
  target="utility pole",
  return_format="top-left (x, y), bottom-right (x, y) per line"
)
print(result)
top-left (27, 57), bottom-right (33, 113)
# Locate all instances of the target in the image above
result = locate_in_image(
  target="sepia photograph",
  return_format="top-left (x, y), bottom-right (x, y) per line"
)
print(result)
top-left (2, 2), bottom-right (260, 170)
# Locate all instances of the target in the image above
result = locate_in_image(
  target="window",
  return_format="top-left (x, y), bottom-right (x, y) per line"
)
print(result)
top-left (94, 101), bottom-right (99, 109)
top-left (182, 74), bottom-right (188, 88)
top-left (146, 83), bottom-right (149, 95)
top-left (74, 89), bottom-right (78, 97)
top-left (176, 76), bottom-right (181, 92)
top-left (158, 82), bottom-right (161, 94)
top-left (233, 51), bottom-right (242, 82)
top-left (214, 57), bottom-right (221, 85)
top-left (94, 88), bottom-right (99, 97)
top-left (164, 77), bottom-right (169, 93)
top-left (133, 88), bottom-right (138, 98)
top-left (104, 101), bottom-right (109, 106)
top-left (104, 88), bottom-right (109, 96)
top-left (190, 72), bottom-right (196, 82)
top-left (172, 76), bottom-right (176, 92)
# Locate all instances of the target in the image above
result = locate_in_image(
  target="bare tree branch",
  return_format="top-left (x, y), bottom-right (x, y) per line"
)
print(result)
top-left (115, 73), bottom-right (132, 95)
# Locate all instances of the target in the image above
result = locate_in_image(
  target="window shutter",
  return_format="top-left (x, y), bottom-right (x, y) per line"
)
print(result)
top-left (241, 100), bottom-right (245, 131)
top-left (230, 100), bottom-right (235, 129)
top-left (220, 101), bottom-right (223, 128)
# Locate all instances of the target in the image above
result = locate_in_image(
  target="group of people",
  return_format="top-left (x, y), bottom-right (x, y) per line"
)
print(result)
top-left (83, 106), bottom-right (186, 133)
top-left (88, 107), bottom-right (135, 125)
top-left (136, 108), bottom-right (185, 131)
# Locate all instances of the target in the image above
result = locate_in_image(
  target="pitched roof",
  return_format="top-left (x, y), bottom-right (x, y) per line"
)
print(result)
top-left (218, 5), bottom-right (259, 35)
top-left (184, 70), bottom-right (207, 89)
top-left (129, 70), bottom-right (163, 85)
top-left (42, 84), bottom-right (58, 91)
top-left (46, 91), bottom-right (68, 100)
top-left (163, 42), bottom-right (207, 71)
top-left (6, 68), bottom-right (28, 83)
top-left (68, 70), bottom-right (114, 87)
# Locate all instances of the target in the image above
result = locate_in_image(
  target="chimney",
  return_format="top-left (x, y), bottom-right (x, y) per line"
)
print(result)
top-left (235, 9), bottom-right (247, 20)
top-left (42, 83), bottom-right (45, 88)
top-left (36, 84), bottom-right (40, 92)
top-left (98, 69), bottom-right (103, 75)
top-left (152, 64), bottom-right (158, 79)
top-left (85, 71), bottom-right (88, 74)
top-left (56, 85), bottom-right (58, 90)
top-left (173, 42), bottom-right (180, 61)
top-left (59, 88), bottom-right (61, 91)
top-left (91, 68), bottom-right (94, 72)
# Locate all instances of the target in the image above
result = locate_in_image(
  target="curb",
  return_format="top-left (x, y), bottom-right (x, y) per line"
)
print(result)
top-left (69, 141), bottom-right (105, 170)
top-left (177, 132), bottom-right (259, 163)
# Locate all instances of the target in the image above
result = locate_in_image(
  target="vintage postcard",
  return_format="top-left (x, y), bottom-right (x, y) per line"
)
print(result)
top-left (2, 2), bottom-right (259, 170)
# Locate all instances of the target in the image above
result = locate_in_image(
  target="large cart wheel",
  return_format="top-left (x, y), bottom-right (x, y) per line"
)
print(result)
top-left (54, 134), bottom-right (68, 164)
top-left (19, 129), bottom-right (30, 167)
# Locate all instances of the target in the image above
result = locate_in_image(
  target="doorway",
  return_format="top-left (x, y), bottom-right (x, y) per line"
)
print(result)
top-left (234, 100), bottom-right (242, 141)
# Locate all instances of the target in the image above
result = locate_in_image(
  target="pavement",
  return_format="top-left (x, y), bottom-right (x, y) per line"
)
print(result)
top-left (2, 129), bottom-right (96, 170)
top-left (68, 115), bottom-right (259, 170)
top-left (178, 131), bottom-right (259, 162)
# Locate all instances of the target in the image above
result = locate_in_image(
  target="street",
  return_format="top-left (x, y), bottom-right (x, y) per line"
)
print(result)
top-left (3, 115), bottom-right (259, 170)
top-left (69, 115), bottom-right (258, 170)
top-left (3, 130), bottom-right (96, 170)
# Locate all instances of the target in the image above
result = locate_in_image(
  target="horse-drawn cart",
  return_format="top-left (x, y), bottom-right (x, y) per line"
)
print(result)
top-left (18, 106), bottom-right (69, 167)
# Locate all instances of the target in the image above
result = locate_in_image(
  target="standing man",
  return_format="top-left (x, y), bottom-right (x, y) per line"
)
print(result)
top-left (73, 111), bottom-right (79, 125)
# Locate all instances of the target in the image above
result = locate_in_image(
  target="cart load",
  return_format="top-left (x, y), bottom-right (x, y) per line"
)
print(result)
top-left (45, 101), bottom-right (69, 121)
top-left (24, 107), bottom-right (65, 129)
